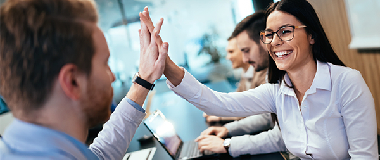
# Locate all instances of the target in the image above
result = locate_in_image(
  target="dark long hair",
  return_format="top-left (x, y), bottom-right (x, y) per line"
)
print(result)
top-left (266, 0), bottom-right (345, 84)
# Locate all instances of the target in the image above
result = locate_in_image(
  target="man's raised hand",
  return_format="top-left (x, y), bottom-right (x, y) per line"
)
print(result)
top-left (138, 15), bottom-right (168, 83)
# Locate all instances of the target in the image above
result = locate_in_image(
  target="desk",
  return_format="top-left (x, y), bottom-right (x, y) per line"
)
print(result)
top-left (126, 80), bottom-right (284, 160)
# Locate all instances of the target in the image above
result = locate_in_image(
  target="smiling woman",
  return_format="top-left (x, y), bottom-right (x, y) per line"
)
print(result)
top-left (144, 0), bottom-right (378, 159)
top-left (265, 1), bottom-right (345, 85)
top-left (257, 0), bottom-right (377, 159)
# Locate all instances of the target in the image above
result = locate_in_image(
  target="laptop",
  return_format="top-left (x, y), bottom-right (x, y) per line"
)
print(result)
top-left (143, 110), bottom-right (218, 160)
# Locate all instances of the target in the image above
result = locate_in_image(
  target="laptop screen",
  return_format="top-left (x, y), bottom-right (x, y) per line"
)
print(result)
top-left (144, 110), bottom-right (181, 157)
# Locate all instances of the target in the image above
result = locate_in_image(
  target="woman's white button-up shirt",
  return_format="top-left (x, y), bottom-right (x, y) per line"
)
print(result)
top-left (167, 61), bottom-right (378, 160)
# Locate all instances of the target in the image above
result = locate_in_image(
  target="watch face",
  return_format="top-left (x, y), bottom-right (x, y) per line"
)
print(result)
top-left (132, 73), bottom-right (138, 82)
top-left (223, 139), bottom-right (231, 147)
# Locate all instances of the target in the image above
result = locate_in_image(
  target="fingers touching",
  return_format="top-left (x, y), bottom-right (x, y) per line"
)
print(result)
top-left (140, 6), bottom-right (154, 32)
top-left (138, 6), bottom-right (168, 82)
top-left (155, 18), bottom-right (163, 35)
top-left (139, 6), bottom-right (163, 47)
top-left (158, 42), bottom-right (168, 65)
top-left (139, 19), bottom-right (151, 52)
top-left (151, 18), bottom-right (163, 39)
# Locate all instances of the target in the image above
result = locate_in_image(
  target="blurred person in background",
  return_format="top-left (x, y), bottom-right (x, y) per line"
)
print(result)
top-left (196, 12), bottom-right (287, 157)
top-left (203, 36), bottom-right (253, 124)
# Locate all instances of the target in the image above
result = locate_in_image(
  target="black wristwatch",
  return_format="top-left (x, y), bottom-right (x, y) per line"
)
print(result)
top-left (223, 138), bottom-right (231, 154)
top-left (132, 73), bottom-right (155, 90)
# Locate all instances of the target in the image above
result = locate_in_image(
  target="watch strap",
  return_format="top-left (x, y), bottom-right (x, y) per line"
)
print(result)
top-left (134, 75), bottom-right (155, 90)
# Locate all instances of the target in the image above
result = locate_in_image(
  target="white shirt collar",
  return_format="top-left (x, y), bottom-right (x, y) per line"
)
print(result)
top-left (280, 60), bottom-right (332, 95)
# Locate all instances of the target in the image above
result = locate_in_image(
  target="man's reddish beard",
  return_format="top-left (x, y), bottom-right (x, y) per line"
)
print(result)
top-left (80, 76), bottom-right (113, 128)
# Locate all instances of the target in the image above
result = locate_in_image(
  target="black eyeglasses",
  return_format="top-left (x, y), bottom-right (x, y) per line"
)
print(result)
top-left (260, 25), bottom-right (307, 44)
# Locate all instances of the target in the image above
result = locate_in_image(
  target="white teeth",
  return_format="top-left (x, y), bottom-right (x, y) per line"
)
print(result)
top-left (275, 51), bottom-right (286, 57)
top-left (275, 51), bottom-right (292, 58)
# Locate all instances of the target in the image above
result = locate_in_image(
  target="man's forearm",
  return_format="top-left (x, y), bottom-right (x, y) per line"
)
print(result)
top-left (225, 113), bottom-right (273, 136)
top-left (229, 125), bottom-right (286, 157)
top-left (90, 97), bottom-right (146, 160)
top-left (126, 83), bottom-right (150, 106)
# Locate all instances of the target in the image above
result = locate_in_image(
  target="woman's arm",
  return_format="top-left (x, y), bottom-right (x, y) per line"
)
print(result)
top-left (340, 70), bottom-right (378, 159)
top-left (164, 56), bottom-right (184, 87)
top-left (169, 70), bottom-right (276, 117)
top-left (229, 124), bottom-right (287, 157)
top-left (138, 7), bottom-right (276, 117)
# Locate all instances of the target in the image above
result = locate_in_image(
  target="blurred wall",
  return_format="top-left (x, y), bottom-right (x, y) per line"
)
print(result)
top-left (308, 0), bottom-right (380, 133)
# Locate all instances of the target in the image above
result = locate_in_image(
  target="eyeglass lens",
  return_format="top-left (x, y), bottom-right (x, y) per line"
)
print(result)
top-left (261, 26), bottom-right (294, 44)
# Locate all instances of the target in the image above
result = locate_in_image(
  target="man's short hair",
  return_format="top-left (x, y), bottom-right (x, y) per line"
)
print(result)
top-left (0, 0), bottom-right (98, 111)
top-left (227, 11), bottom-right (266, 44)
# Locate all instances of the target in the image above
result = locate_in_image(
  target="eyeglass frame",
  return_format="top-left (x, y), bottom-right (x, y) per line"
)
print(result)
top-left (260, 25), bottom-right (307, 44)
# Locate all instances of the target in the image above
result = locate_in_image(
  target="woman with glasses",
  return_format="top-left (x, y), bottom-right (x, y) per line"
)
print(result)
top-left (139, 0), bottom-right (377, 159)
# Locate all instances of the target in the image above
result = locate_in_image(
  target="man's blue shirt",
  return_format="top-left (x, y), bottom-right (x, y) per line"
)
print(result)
top-left (1, 119), bottom-right (99, 160)
top-left (0, 98), bottom-right (145, 160)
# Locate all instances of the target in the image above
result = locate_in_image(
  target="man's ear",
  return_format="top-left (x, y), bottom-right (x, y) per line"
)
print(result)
top-left (58, 64), bottom-right (83, 100)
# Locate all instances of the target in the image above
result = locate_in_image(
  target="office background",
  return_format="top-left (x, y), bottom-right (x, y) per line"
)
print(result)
top-left (0, 0), bottom-right (379, 134)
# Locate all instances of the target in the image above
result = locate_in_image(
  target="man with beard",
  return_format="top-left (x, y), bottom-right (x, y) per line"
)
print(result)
top-left (194, 12), bottom-right (286, 157)
top-left (0, 0), bottom-right (168, 159)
